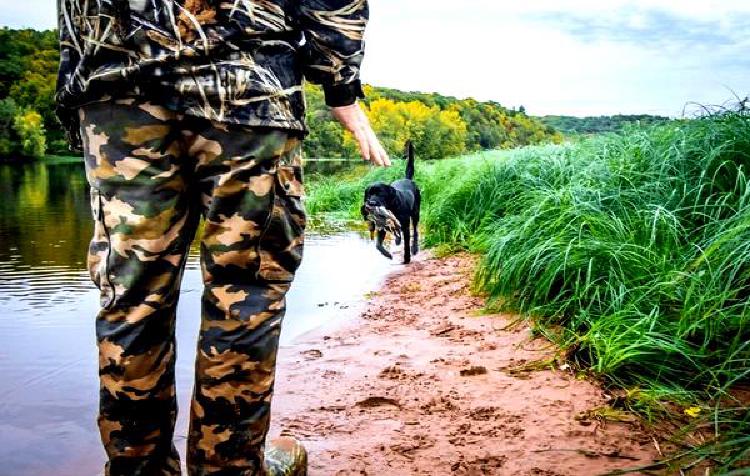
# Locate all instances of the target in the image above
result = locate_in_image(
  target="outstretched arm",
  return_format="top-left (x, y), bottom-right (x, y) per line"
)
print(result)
top-left (293, 0), bottom-right (390, 166)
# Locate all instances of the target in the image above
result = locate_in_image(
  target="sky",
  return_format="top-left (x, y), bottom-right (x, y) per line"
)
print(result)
top-left (3, 0), bottom-right (749, 117)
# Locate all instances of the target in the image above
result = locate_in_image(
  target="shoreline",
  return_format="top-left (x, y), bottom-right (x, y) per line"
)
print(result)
top-left (271, 253), bottom-right (659, 475)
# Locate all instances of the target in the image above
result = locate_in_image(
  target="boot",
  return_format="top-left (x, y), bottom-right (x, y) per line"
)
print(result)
top-left (264, 436), bottom-right (307, 476)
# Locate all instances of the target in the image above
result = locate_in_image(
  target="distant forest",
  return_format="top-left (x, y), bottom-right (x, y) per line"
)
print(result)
top-left (0, 28), bottom-right (62, 157)
top-left (305, 85), bottom-right (564, 160)
top-left (540, 114), bottom-right (670, 135)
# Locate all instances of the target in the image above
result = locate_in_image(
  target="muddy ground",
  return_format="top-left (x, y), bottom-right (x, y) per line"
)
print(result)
top-left (271, 254), bottom-right (660, 475)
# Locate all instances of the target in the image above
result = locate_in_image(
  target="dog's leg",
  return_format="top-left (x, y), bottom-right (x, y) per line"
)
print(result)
top-left (412, 189), bottom-right (421, 256)
top-left (411, 213), bottom-right (419, 256)
top-left (402, 217), bottom-right (411, 264)
top-left (375, 229), bottom-right (392, 259)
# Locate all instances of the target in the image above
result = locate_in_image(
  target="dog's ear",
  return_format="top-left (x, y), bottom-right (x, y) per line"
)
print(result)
top-left (363, 185), bottom-right (373, 199)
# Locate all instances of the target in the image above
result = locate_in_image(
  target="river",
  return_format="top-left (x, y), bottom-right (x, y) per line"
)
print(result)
top-left (0, 157), bottom-right (395, 475)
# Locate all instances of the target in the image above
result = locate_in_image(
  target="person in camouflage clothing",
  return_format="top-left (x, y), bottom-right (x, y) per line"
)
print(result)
top-left (56, 0), bottom-right (389, 474)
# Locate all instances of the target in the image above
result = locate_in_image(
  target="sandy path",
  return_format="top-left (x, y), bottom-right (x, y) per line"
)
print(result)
top-left (271, 254), bottom-right (659, 475)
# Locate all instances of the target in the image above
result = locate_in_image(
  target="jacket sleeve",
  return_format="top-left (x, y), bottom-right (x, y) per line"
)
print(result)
top-left (55, 0), bottom-right (84, 150)
top-left (293, 0), bottom-right (368, 107)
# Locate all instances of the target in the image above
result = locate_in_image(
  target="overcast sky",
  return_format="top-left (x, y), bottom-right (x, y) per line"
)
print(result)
top-left (3, 0), bottom-right (749, 117)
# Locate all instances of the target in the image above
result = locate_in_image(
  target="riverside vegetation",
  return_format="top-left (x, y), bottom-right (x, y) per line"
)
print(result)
top-left (306, 112), bottom-right (750, 473)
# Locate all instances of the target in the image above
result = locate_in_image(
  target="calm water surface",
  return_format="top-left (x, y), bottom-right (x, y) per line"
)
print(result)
top-left (0, 158), bottom-right (394, 475)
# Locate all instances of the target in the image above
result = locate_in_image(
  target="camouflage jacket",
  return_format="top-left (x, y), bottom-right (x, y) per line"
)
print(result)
top-left (56, 0), bottom-right (368, 149)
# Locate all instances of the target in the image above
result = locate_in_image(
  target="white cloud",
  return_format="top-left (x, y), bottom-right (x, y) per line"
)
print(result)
top-left (361, 0), bottom-right (750, 116)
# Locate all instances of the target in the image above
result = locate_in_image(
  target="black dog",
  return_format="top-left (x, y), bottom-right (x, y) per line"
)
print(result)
top-left (361, 140), bottom-right (421, 264)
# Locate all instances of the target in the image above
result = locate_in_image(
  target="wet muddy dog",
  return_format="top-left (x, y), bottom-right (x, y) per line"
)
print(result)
top-left (361, 141), bottom-right (421, 264)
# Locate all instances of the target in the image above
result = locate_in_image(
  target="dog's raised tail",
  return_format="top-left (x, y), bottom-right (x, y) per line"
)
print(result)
top-left (404, 140), bottom-right (415, 180)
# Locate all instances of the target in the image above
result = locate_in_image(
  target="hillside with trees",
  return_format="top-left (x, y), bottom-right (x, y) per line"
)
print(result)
top-left (0, 27), bottom-right (562, 160)
top-left (540, 114), bottom-right (669, 135)
top-left (0, 28), bottom-right (64, 157)
top-left (307, 85), bottom-right (562, 160)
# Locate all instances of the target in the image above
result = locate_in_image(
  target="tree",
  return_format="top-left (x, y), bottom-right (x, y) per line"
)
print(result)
top-left (0, 97), bottom-right (18, 156)
top-left (351, 99), bottom-right (467, 159)
top-left (13, 109), bottom-right (46, 157)
top-left (0, 28), bottom-right (60, 157)
top-left (10, 50), bottom-right (57, 112)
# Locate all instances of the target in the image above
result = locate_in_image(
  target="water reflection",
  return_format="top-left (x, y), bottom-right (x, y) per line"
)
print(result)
top-left (0, 158), bottom-right (395, 476)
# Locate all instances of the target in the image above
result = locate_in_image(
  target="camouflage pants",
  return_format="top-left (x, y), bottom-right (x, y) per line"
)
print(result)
top-left (79, 98), bottom-right (306, 476)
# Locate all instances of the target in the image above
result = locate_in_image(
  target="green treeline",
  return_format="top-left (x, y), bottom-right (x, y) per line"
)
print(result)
top-left (540, 114), bottom-right (670, 135)
top-left (305, 83), bottom-right (563, 160)
top-left (0, 28), bottom-right (65, 157)
top-left (307, 113), bottom-right (750, 471)
top-left (0, 27), bottom-right (563, 160)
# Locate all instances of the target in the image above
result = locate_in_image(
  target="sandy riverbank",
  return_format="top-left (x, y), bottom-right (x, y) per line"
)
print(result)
top-left (271, 253), bottom-right (660, 475)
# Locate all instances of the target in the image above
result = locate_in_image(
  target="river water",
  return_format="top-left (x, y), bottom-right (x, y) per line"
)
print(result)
top-left (0, 158), bottom-right (394, 475)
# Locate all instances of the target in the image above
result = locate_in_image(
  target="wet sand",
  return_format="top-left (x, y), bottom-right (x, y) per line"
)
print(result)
top-left (271, 253), bottom-right (659, 475)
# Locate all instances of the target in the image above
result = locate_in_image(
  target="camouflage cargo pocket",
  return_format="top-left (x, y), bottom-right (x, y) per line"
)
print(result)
top-left (256, 164), bottom-right (306, 282)
top-left (88, 187), bottom-right (116, 309)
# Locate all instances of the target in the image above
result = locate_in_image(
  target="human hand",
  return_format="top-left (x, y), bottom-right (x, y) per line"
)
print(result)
top-left (330, 103), bottom-right (391, 166)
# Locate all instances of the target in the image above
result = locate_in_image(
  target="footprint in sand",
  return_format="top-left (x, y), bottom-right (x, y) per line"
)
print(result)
top-left (300, 349), bottom-right (323, 360)
top-left (451, 455), bottom-right (508, 474)
top-left (459, 365), bottom-right (487, 376)
top-left (355, 396), bottom-right (401, 409)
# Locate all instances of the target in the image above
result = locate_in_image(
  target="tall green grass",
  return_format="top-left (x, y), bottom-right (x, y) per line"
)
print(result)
top-left (306, 114), bottom-right (750, 472)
